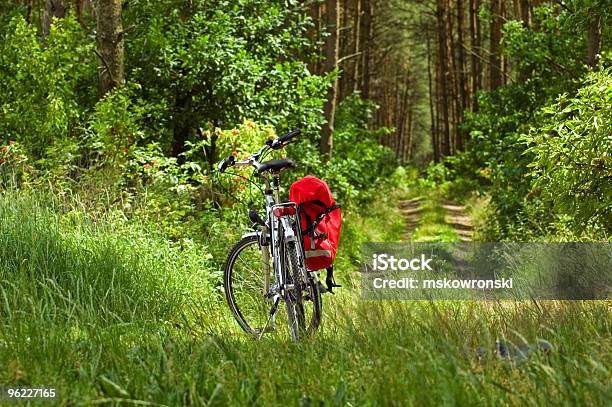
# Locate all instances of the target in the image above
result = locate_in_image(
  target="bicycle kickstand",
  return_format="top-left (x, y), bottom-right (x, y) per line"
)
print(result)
top-left (257, 296), bottom-right (281, 340)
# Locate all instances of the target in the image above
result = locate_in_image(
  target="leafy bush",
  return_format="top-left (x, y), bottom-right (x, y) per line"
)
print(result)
top-left (0, 140), bottom-right (31, 187)
top-left (292, 95), bottom-right (397, 203)
top-left (523, 68), bottom-right (612, 233)
top-left (0, 16), bottom-right (97, 158)
top-left (437, 5), bottom-right (606, 240)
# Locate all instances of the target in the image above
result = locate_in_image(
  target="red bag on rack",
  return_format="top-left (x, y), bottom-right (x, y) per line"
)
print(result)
top-left (289, 176), bottom-right (342, 271)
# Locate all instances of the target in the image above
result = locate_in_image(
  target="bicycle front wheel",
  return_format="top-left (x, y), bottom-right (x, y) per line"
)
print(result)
top-left (224, 235), bottom-right (275, 336)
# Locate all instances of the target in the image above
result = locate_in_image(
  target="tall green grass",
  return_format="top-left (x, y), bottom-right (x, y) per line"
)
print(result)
top-left (0, 192), bottom-right (218, 323)
top-left (0, 191), bottom-right (610, 405)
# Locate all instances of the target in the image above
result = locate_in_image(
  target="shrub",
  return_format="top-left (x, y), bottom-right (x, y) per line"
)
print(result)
top-left (523, 68), bottom-right (612, 234)
top-left (0, 16), bottom-right (96, 158)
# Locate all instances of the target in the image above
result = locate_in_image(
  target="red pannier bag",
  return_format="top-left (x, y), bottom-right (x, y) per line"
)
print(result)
top-left (289, 176), bottom-right (342, 271)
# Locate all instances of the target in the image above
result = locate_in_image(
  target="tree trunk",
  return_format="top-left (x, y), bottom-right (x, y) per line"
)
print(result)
top-left (469, 0), bottom-right (482, 110)
top-left (320, 0), bottom-right (340, 161)
top-left (455, 0), bottom-right (467, 150)
top-left (436, 0), bottom-right (450, 157)
top-left (586, 11), bottom-right (601, 69)
top-left (489, 0), bottom-right (503, 90)
top-left (456, 0), bottom-right (468, 112)
top-left (427, 36), bottom-right (439, 162)
top-left (395, 68), bottom-right (405, 159)
top-left (517, 0), bottom-right (531, 81)
top-left (360, 0), bottom-right (372, 98)
top-left (43, 0), bottom-right (66, 37)
top-left (73, 0), bottom-right (89, 27)
top-left (96, 0), bottom-right (124, 97)
top-left (25, 0), bottom-right (34, 23)
top-left (500, 0), bottom-right (508, 86)
top-left (307, 1), bottom-right (322, 75)
top-left (435, 59), bottom-right (442, 162)
top-left (339, 0), bottom-right (350, 98)
top-left (352, 0), bottom-right (362, 93)
top-left (520, 0), bottom-right (530, 27)
top-left (400, 72), bottom-right (412, 162)
top-left (405, 102), bottom-right (414, 161)
top-left (445, 0), bottom-right (457, 154)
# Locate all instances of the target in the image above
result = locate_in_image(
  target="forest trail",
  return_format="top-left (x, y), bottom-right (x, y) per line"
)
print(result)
top-left (400, 198), bottom-right (473, 241)
top-left (442, 201), bottom-right (473, 242)
top-left (399, 198), bottom-right (421, 240)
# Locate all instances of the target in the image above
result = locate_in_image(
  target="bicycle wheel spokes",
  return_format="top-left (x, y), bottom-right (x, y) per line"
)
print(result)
top-left (225, 237), bottom-right (274, 334)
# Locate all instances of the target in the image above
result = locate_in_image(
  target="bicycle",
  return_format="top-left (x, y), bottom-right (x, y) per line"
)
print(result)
top-left (218, 129), bottom-right (322, 340)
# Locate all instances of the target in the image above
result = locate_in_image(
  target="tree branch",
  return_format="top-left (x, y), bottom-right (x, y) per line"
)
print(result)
top-left (337, 52), bottom-right (362, 65)
top-left (93, 48), bottom-right (116, 85)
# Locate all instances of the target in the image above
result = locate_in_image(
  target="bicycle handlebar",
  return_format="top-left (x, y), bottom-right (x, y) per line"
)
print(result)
top-left (278, 128), bottom-right (301, 144)
top-left (217, 128), bottom-right (301, 173)
top-left (217, 154), bottom-right (235, 173)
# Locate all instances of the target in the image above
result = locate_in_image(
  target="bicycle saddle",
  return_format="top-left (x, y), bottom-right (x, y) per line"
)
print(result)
top-left (257, 159), bottom-right (296, 174)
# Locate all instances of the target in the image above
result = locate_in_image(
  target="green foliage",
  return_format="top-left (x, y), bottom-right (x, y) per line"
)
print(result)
top-left (0, 3), bottom-right (357, 244)
top-left (0, 16), bottom-right (97, 158)
top-left (523, 68), bottom-right (612, 233)
top-left (0, 140), bottom-right (31, 187)
top-left (1, 1), bottom-right (330, 177)
top-left (563, 0), bottom-right (612, 41)
top-left (295, 95), bottom-right (397, 203)
top-left (502, 6), bottom-right (585, 87)
top-left (439, 3), bottom-right (611, 241)
top-left (86, 85), bottom-right (148, 155)
top-left (124, 0), bottom-right (328, 150)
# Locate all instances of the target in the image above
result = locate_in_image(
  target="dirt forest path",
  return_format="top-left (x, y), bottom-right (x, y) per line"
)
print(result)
top-left (400, 197), bottom-right (473, 241)
top-left (441, 201), bottom-right (473, 242)
top-left (399, 198), bottom-right (421, 240)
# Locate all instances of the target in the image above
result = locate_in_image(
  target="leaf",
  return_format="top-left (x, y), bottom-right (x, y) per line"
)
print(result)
top-left (99, 375), bottom-right (130, 399)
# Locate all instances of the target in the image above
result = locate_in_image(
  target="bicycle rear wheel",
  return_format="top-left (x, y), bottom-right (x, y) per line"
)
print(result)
top-left (283, 241), bottom-right (322, 340)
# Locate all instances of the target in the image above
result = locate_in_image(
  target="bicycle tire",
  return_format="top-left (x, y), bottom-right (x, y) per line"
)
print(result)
top-left (284, 241), bottom-right (322, 339)
top-left (224, 235), bottom-right (273, 336)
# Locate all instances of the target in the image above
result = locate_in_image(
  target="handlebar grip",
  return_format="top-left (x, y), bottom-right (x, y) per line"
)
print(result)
top-left (278, 128), bottom-right (301, 143)
top-left (217, 155), bottom-right (235, 172)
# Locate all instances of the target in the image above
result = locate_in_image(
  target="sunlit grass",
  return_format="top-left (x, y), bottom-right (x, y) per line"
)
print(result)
top-left (411, 197), bottom-right (460, 243)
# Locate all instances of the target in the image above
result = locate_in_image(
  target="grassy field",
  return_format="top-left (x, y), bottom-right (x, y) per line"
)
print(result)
top-left (0, 191), bottom-right (610, 406)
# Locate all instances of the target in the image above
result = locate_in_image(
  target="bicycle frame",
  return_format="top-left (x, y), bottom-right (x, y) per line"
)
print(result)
top-left (253, 173), bottom-right (308, 301)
